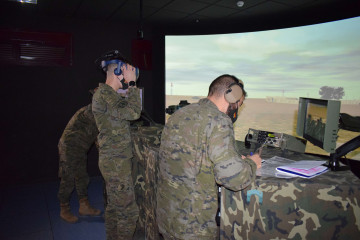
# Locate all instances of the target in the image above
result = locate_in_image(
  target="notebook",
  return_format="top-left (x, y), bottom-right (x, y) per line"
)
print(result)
top-left (276, 160), bottom-right (329, 178)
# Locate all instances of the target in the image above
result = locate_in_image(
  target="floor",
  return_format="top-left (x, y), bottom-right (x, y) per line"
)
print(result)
top-left (0, 176), bottom-right (144, 240)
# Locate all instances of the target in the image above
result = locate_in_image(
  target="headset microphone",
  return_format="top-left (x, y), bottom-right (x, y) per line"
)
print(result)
top-left (118, 77), bottom-right (129, 90)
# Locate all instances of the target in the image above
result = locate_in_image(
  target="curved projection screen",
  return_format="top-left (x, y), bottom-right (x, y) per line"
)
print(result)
top-left (165, 16), bottom-right (360, 160)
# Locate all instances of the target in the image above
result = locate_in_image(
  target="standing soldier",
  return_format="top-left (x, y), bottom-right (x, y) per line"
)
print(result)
top-left (58, 100), bottom-right (101, 223)
top-left (92, 50), bottom-right (141, 240)
top-left (156, 74), bottom-right (261, 239)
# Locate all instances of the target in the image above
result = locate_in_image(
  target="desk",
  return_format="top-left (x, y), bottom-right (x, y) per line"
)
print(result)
top-left (131, 125), bottom-right (163, 240)
top-left (220, 143), bottom-right (360, 239)
top-left (131, 125), bottom-right (360, 240)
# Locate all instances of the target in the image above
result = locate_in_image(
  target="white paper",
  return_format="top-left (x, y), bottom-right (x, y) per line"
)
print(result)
top-left (278, 160), bottom-right (327, 170)
top-left (276, 160), bottom-right (329, 178)
top-left (256, 157), bottom-right (328, 179)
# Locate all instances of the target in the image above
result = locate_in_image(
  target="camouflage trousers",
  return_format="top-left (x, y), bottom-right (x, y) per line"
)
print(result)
top-left (159, 228), bottom-right (219, 240)
top-left (160, 232), bottom-right (182, 240)
top-left (99, 147), bottom-right (139, 240)
top-left (58, 149), bottom-right (89, 204)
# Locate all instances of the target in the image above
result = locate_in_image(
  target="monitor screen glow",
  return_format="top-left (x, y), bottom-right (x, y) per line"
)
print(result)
top-left (297, 97), bottom-right (341, 154)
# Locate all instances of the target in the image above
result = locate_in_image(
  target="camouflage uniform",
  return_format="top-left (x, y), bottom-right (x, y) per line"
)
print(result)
top-left (92, 83), bottom-right (141, 240)
top-left (156, 98), bottom-right (257, 240)
top-left (58, 103), bottom-right (98, 204)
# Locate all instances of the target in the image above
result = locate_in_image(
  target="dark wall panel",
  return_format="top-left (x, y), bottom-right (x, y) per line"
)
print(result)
top-left (0, 16), bottom-right (164, 186)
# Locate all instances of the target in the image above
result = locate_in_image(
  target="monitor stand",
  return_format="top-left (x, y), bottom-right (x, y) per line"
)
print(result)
top-left (329, 135), bottom-right (360, 173)
top-left (328, 155), bottom-right (350, 171)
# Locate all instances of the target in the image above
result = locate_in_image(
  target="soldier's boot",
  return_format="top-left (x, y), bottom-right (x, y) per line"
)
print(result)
top-left (60, 203), bottom-right (78, 223)
top-left (79, 198), bottom-right (101, 216)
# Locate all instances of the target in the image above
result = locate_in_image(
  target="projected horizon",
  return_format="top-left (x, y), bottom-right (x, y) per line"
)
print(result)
top-left (165, 16), bottom-right (360, 160)
top-left (165, 16), bottom-right (360, 100)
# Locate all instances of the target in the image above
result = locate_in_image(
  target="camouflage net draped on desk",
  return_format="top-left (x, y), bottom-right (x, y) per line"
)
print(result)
top-left (220, 143), bottom-right (360, 240)
top-left (132, 125), bottom-right (163, 240)
top-left (131, 130), bottom-right (360, 240)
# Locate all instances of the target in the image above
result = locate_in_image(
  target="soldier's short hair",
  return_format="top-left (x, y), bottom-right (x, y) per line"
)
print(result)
top-left (208, 74), bottom-right (247, 98)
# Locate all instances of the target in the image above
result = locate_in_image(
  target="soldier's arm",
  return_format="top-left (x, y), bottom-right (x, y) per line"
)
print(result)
top-left (92, 91), bottom-right (105, 118)
top-left (104, 87), bottom-right (141, 121)
top-left (209, 117), bottom-right (257, 191)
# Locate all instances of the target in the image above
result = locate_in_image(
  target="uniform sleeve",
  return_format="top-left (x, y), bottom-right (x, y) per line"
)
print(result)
top-left (209, 117), bottom-right (257, 191)
top-left (104, 87), bottom-right (141, 121)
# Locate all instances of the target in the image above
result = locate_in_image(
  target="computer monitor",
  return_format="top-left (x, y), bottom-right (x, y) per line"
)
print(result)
top-left (296, 97), bottom-right (341, 154)
top-left (297, 97), bottom-right (360, 173)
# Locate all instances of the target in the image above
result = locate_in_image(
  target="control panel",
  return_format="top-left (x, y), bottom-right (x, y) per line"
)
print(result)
top-left (245, 128), bottom-right (307, 153)
top-left (246, 128), bottom-right (283, 148)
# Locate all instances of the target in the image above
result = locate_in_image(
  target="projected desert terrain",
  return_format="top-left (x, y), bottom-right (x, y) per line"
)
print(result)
top-left (166, 95), bottom-right (360, 160)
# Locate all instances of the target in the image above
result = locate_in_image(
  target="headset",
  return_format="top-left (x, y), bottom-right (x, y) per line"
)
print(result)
top-left (95, 50), bottom-right (139, 79)
top-left (99, 58), bottom-right (139, 80)
top-left (101, 59), bottom-right (125, 76)
top-left (224, 80), bottom-right (244, 103)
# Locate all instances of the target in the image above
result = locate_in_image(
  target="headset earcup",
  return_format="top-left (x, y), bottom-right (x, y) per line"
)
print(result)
top-left (224, 84), bottom-right (243, 103)
top-left (114, 61), bottom-right (122, 75)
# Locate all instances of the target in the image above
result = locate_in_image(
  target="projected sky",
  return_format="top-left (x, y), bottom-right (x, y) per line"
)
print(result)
top-left (165, 17), bottom-right (360, 99)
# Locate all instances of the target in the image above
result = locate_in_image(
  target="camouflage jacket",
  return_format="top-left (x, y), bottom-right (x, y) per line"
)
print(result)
top-left (92, 83), bottom-right (141, 153)
top-left (156, 98), bottom-right (257, 239)
top-left (58, 103), bottom-right (98, 153)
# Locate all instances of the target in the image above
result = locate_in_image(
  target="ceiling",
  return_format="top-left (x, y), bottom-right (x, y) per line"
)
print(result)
top-left (1, 0), bottom-right (359, 34)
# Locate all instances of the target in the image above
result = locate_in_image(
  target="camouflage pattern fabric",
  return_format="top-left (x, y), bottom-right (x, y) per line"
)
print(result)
top-left (156, 98), bottom-right (257, 240)
top-left (220, 142), bottom-right (360, 239)
top-left (92, 83), bottom-right (141, 240)
top-left (131, 125), bottom-right (163, 240)
top-left (58, 103), bottom-right (98, 204)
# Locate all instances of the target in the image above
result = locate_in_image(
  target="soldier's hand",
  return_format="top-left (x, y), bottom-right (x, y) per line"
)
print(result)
top-left (246, 154), bottom-right (262, 169)
top-left (121, 64), bottom-right (137, 84)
